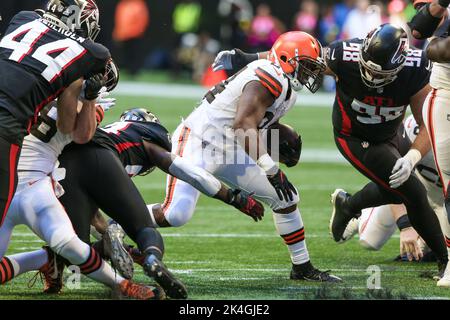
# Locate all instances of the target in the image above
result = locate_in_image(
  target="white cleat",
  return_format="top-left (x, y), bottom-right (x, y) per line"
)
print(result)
top-left (437, 263), bottom-right (450, 287)
top-left (341, 217), bottom-right (360, 243)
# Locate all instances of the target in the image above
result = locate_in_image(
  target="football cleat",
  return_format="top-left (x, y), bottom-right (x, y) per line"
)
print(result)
top-left (118, 280), bottom-right (165, 300)
top-left (29, 246), bottom-right (65, 294)
top-left (290, 264), bottom-right (342, 282)
top-left (341, 217), bottom-right (360, 243)
top-left (125, 245), bottom-right (146, 266)
top-left (330, 189), bottom-right (357, 243)
top-left (437, 262), bottom-right (450, 287)
top-left (103, 224), bottom-right (134, 280)
top-left (143, 254), bottom-right (188, 299)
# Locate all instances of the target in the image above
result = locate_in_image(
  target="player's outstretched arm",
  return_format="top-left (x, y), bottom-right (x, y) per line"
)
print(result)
top-left (427, 37), bottom-right (450, 62)
top-left (143, 141), bottom-right (264, 222)
top-left (212, 49), bottom-right (268, 73)
top-left (389, 84), bottom-right (431, 188)
top-left (390, 204), bottom-right (424, 261)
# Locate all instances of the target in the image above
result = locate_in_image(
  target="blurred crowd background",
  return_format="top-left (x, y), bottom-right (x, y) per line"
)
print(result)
top-left (0, 0), bottom-right (422, 86)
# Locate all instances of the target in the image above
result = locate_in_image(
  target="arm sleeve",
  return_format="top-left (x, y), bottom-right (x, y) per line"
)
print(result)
top-left (168, 156), bottom-right (222, 197)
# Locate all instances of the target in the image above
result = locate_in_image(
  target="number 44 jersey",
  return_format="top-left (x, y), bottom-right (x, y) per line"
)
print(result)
top-left (327, 38), bottom-right (431, 143)
top-left (0, 11), bottom-right (110, 130)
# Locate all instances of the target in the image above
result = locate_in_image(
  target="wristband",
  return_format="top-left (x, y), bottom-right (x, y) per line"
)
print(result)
top-left (396, 214), bottom-right (412, 231)
top-left (439, 0), bottom-right (449, 8)
top-left (405, 148), bottom-right (422, 167)
top-left (257, 153), bottom-right (278, 175)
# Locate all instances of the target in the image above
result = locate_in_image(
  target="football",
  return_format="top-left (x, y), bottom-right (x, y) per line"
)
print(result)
top-left (266, 122), bottom-right (302, 167)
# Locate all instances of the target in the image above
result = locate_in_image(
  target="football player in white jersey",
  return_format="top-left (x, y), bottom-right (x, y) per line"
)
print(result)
top-left (149, 31), bottom-right (341, 282)
top-left (336, 116), bottom-right (450, 266)
top-left (409, 0), bottom-right (450, 285)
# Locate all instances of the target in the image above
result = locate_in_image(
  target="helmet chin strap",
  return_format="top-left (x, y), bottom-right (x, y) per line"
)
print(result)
top-left (288, 75), bottom-right (303, 91)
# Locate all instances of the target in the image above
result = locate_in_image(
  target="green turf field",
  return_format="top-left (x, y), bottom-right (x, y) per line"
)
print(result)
top-left (1, 94), bottom-right (449, 300)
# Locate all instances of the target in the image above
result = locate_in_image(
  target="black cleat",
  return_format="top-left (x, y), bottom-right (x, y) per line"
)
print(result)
top-left (330, 189), bottom-right (357, 243)
top-left (143, 255), bottom-right (188, 299)
top-left (290, 263), bottom-right (342, 282)
top-left (103, 224), bottom-right (134, 280)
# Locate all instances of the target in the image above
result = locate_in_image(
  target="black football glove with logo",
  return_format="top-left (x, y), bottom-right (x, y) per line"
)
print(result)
top-left (227, 189), bottom-right (264, 222)
top-left (267, 169), bottom-right (297, 202)
top-left (82, 73), bottom-right (106, 100)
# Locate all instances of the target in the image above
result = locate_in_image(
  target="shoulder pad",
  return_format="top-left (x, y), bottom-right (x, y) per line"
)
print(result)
top-left (12, 11), bottom-right (41, 24)
top-left (139, 122), bottom-right (172, 152)
top-left (252, 61), bottom-right (285, 99)
top-left (83, 40), bottom-right (111, 61)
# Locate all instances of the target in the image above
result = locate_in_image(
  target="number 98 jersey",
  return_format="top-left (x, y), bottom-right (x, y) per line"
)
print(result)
top-left (0, 11), bottom-right (110, 129)
top-left (327, 38), bottom-right (431, 143)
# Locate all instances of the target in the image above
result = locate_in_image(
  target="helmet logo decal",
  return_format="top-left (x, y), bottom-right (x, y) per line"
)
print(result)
top-left (391, 37), bottom-right (408, 65)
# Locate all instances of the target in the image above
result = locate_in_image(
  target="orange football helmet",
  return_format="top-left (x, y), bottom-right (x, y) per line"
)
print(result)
top-left (269, 31), bottom-right (325, 93)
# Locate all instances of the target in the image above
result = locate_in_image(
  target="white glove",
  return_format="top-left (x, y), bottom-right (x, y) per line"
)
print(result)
top-left (212, 49), bottom-right (236, 72)
top-left (389, 149), bottom-right (422, 188)
top-left (96, 88), bottom-right (116, 112)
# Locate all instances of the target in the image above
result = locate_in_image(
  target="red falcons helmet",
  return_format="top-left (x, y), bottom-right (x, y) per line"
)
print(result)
top-left (43, 0), bottom-right (101, 40)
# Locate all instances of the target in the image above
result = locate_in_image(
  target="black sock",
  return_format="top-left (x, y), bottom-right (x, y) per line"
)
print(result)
top-left (135, 227), bottom-right (164, 260)
top-left (348, 182), bottom-right (400, 214)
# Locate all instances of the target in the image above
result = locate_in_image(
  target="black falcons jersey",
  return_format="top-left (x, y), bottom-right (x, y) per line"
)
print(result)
top-left (92, 121), bottom-right (172, 177)
top-left (0, 11), bottom-right (110, 130)
top-left (326, 38), bottom-right (431, 143)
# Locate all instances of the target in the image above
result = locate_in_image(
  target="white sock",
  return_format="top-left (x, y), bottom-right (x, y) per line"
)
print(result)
top-left (273, 209), bottom-right (310, 264)
top-left (58, 238), bottom-right (124, 288)
top-left (1, 249), bottom-right (48, 282)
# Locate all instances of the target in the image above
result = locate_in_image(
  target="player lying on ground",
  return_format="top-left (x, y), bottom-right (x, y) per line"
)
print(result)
top-left (212, 23), bottom-right (448, 282)
top-left (0, 72), bottom-right (170, 300)
top-left (335, 116), bottom-right (450, 269)
top-left (151, 31), bottom-right (341, 282)
top-left (0, 0), bottom-right (110, 228)
top-left (5, 107), bottom-right (265, 297)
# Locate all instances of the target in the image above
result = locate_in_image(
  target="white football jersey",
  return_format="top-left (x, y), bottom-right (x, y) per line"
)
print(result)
top-left (17, 104), bottom-right (72, 182)
top-left (430, 62), bottom-right (450, 91)
top-left (185, 59), bottom-right (297, 134)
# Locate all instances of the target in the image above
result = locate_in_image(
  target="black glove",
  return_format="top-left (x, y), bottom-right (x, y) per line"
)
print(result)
top-left (267, 169), bottom-right (297, 202)
top-left (408, 3), bottom-right (443, 39)
top-left (227, 189), bottom-right (264, 222)
top-left (279, 135), bottom-right (302, 168)
top-left (231, 49), bottom-right (258, 73)
top-left (82, 73), bottom-right (106, 100)
top-left (439, 0), bottom-right (450, 7)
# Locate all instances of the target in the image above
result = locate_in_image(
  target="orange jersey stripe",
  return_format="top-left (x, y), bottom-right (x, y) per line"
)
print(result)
top-left (162, 127), bottom-right (191, 212)
top-left (255, 68), bottom-right (282, 98)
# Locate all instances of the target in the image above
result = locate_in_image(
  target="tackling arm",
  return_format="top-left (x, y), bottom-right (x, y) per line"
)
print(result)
top-left (143, 141), bottom-right (264, 222)
top-left (389, 84), bottom-right (432, 188)
top-left (410, 84), bottom-right (432, 157)
top-left (57, 79), bottom-right (83, 134)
